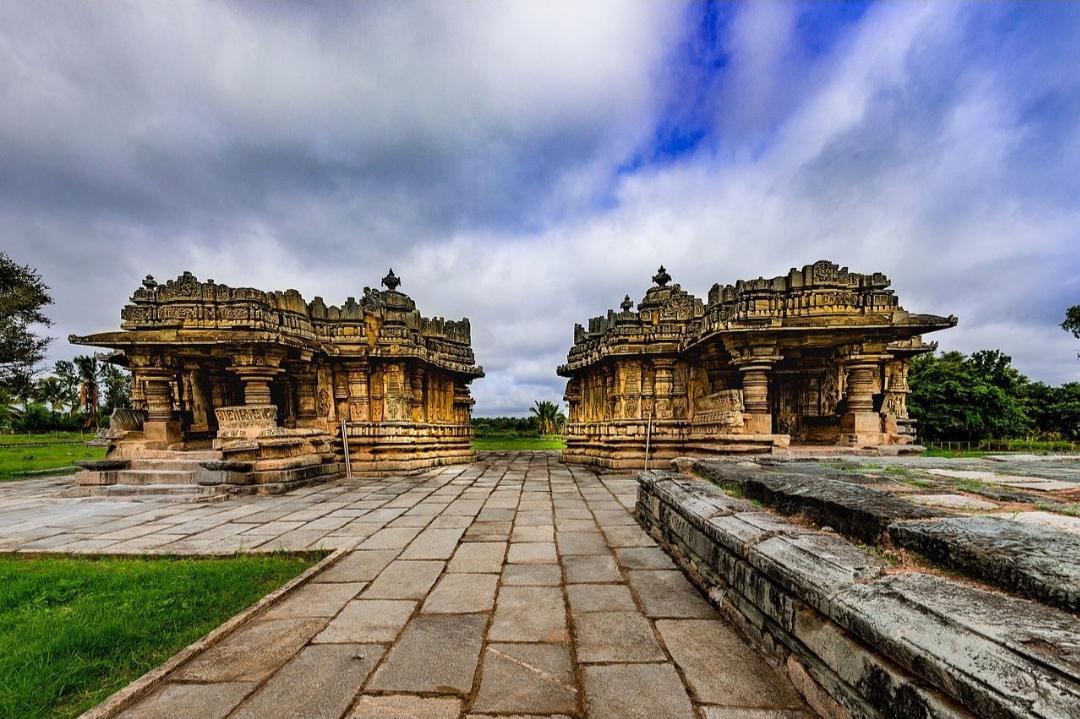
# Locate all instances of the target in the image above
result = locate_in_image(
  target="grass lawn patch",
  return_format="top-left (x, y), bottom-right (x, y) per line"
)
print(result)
top-left (0, 441), bottom-right (105, 482)
top-left (0, 552), bottom-right (320, 719)
top-left (473, 434), bottom-right (565, 451)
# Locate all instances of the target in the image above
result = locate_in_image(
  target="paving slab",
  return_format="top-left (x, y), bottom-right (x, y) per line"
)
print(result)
top-left (582, 663), bottom-right (697, 719)
top-left (627, 569), bottom-right (718, 618)
top-left (115, 682), bottom-right (254, 719)
top-left (446, 541), bottom-right (506, 573)
top-left (422, 572), bottom-right (498, 613)
top-left (362, 559), bottom-right (445, 599)
top-left (229, 643), bottom-right (384, 719)
top-left (656, 619), bottom-right (805, 708)
top-left (489, 585), bottom-right (568, 642)
top-left (574, 610), bottom-right (666, 662)
top-left (507, 541), bottom-right (558, 563)
top-left (562, 554), bottom-right (621, 583)
top-left (261, 582), bottom-right (365, 618)
top-left (176, 617), bottom-right (326, 682)
top-left (473, 642), bottom-right (578, 714)
top-left (366, 613), bottom-right (487, 694)
top-left (314, 599), bottom-right (416, 643)
top-left (350, 695), bottom-right (462, 718)
top-left (312, 549), bottom-right (398, 583)
top-left (566, 583), bottom-right (637, 613)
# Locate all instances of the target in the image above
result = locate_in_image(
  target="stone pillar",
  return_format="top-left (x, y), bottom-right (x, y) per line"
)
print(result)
top-left (142, 368), bottom-right (182, 446)
top-left (295, 370), bottom-right (318, 420)
top-left (234, 366), bottom-right (278, 407)
top-left (410, 365), bottom-right (426, 423)
top-left (346, 360), bottom-right (370, 422)
top-left (652, 358), bottom-right (675, 420)
top-left (210, 369), bottom-right (232, 409)
top-left (738, 363), bottom-right (772, 434)
top-left (840, 356), bottom-right (885, 445)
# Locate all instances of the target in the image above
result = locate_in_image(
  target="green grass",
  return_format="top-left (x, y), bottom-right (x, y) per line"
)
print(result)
top-left (0, 441), bottom-right (106, 482)
top-left (0, 553), bottom-right (319, 719)
top-left (473, 435), bottom-right (566, 451)
top-left (0, 432), bottom-right (95, 446)
top-left (921, 448), bottom-right (993, 459)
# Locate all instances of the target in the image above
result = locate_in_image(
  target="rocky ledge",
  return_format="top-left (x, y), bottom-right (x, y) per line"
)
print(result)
top-left (638, 470), bottom-right (1080, 719)
top-left (684, 457), bottom-right (1080, 612)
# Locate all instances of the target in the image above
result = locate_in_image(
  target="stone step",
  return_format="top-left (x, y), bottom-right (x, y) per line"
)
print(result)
top-left (126, 458), bottom-right (210, 471)
top-left (129, 449), bottom-right (222, 461)
top-left (113, 469), bottom-right (202, 486)
top-left (78, 483), bottom-right (229, 503)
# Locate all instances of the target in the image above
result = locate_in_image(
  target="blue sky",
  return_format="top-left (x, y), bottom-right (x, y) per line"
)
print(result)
top-left (2, 1), bottom-right (1078, 415)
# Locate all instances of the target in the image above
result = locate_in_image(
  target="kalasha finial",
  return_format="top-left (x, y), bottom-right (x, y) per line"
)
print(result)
top-left (381, 268), bottom-right (401, 291)
top-left (141, 275), bottom-right (156, 289)
top-left (652, 265), bottom-right (671, 287)
top-left (620, 294), bottom-right (634, 312)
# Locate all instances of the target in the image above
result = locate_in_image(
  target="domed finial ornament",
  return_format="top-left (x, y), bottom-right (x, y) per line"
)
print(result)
top-left (381, 268), bottom-right (401, 291)
top-left (652, 265), bottom-right (671, 287)
top-left (620, 295), bottom-right (634, 312)
top-left (141, 275), bottom-right (156, 289)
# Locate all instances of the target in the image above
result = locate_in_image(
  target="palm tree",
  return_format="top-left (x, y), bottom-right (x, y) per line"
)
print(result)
top-left (530, 400), bottom-right (566, 436)
top-left (73, 355), bottom-right (100, 427)
top-left (34, 376), bottom-right (68, 414)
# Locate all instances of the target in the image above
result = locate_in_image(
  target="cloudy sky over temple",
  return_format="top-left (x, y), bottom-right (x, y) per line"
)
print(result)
top-left (3, 1), bottom-right (1078, 415)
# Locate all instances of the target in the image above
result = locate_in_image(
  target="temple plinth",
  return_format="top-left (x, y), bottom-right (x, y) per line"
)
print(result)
top-left (69, 269), bottom-right (483, 496)
top-left (557, 260), bottom-right (957, 469)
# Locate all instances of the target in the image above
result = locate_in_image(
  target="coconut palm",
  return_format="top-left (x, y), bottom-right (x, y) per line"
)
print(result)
top-left (530, 400), bottom-right (566, 436)
top-left (34, 376), bottom-right (68, 413)
top-left (73, 355), bottom-right (100, 427)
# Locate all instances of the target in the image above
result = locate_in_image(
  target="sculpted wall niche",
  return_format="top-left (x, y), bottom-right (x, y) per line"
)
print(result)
top-left (558, 260), bottom-right (957, 469)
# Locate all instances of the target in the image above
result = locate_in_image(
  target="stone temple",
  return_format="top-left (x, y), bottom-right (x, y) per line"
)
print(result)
top-left (69, 269), bottom-right (482, 497)
top-left (558, 260), bottom-right (957, 469)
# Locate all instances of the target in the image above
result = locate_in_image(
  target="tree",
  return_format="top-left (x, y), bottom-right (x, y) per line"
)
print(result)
top-left (53, 360), bottom-right (79, 413)
top-left (0, 253), bottom-right (52, 397)
top-left (908, 351), bottom-right (1030, 440)
top-left (73, 355), bottom-right (100, 427)
top-left (34, 376), bottom-right (68, 414)
top-left (1065, 305), bottom-right (1080, 358)
top-left (530, 400), bottom-right (566, 435)
top-left (99, 363), bottom-right (131, 415)
top-left (1024, 382), bottom-right (1080, 440)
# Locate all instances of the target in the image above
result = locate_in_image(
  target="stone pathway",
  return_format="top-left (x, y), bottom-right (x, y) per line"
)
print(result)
top-left (1, 453), bottom-right (812, 718)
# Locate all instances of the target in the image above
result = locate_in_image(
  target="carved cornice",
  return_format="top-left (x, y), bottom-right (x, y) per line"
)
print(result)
top-left (558, 260), bottom-right (957, 376)
top-left (74, 269), bottom-right (483, 378)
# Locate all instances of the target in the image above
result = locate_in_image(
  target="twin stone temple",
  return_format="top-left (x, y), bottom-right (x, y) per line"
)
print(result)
top-left (70, 260), bottom-right (956, 497)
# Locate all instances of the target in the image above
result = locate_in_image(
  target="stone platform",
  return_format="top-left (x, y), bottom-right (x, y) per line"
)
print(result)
top-left (642, 457), bottom-right (1080, 719)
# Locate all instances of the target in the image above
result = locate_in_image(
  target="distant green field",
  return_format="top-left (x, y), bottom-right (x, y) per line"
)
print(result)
top-left (0, 437), bottom-right (105, 482)
top-left (0, 553), bottom-right (318, 719)
top-left (473, 434), bottom-right (565, 451)
top-left (0, 431), bottom-right (94, 446)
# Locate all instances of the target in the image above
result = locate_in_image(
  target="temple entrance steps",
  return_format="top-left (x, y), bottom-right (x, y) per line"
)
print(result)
top-left (76, 482), bottom-right (230, 503)
top-left (68, 449), bottom-right (236, 503)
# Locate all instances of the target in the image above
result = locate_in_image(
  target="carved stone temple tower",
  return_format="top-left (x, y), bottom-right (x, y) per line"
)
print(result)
top-left (558, 260), bottom-right (956, 469)
top-left (69, 269), bottom-right (483, 499)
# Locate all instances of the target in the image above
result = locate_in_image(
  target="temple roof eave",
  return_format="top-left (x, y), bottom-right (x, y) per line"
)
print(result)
top-left (69, 330), bottom-right (485, 379)
top-left (556, 312), bottom-right (958, 377)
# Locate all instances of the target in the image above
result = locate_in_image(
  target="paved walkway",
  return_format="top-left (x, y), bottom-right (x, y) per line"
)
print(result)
top-left (3, 453), bottom-right (811, 718)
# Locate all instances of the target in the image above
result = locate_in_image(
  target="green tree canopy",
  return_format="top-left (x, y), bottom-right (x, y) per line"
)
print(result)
top-left (908, 351), bottom-right (1030, 441)
top-left (0, 252), bottom-right (52, 397)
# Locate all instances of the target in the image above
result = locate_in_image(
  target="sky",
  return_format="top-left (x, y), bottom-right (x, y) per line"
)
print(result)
top-left (2, 0), bottom-right (1078, 416)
